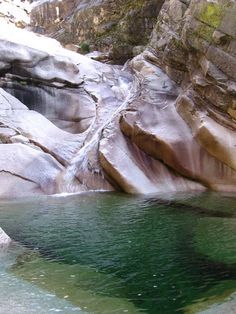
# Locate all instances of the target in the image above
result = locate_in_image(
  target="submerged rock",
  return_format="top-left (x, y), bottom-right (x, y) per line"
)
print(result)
top-left (11, 250), bottom-right (140, 313)
top-left (184, 280), bottom-right (236, 314)
top-left (194, 217), bottom-right (236, 265)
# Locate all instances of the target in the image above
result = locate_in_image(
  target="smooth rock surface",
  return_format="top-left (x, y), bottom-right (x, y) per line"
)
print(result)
top-left (0, 24), bottom-right (132, 196)
top-left (117, 52), bottom-right (236, 192)
top-left (0, 1), bottom-right (236, 197)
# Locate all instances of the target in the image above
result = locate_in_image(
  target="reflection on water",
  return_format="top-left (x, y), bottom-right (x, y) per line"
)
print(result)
top-left (0, 191), bottom-right (236, 313)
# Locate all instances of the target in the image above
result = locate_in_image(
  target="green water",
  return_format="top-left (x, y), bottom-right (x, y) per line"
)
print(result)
top-left (0, 191), bottom-right (236, 313)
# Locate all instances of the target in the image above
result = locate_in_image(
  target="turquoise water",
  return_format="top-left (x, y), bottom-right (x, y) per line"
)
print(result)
top-left (0, 192), bottom-right (236, 313)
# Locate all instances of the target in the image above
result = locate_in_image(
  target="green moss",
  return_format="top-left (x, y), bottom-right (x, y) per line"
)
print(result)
top-left (80, 42), bottom-right (90, 54)
top-left (196, 23), bottom-right (214, 43)
top-left (123, 0), bottom-right (145, 11)
top-left (188, 2), bottom-right (226, 45)
top-left (199, 2), bottom-right (223, 28)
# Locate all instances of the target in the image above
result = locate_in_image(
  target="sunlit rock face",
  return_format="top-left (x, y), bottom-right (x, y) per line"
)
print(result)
top-left (30, 0), bottom-right (165, 63)
top-left (150, 0), bottom-right (236, 116)
top-left (0, 26), bottom-right (91, 134)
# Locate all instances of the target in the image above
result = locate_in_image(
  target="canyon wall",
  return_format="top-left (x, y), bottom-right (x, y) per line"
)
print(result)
top-left (149, 0), bottom-right (236, 187)
top-left (30, 0), bottom-right (165, 63)
top-left (150, 0), bottom-right (236, 118)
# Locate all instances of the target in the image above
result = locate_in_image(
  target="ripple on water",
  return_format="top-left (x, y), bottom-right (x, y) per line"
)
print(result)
top-left (0, 245), bottom-right (85, 313)
top-left (0, 191), bottom-right (235, 313)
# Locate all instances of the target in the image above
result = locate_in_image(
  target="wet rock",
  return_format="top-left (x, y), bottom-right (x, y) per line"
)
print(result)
top-left (3, 81), bottom-right (97, 134)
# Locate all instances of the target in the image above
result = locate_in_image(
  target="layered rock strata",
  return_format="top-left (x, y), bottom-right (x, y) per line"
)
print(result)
top-left (149, 0), bottom-right (236, 189)
top-left (150, 0), bottom-right (236, 117)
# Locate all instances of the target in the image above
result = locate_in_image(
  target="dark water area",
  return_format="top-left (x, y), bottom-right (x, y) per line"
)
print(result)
top-left (0, 191), bottom-right (236, 313)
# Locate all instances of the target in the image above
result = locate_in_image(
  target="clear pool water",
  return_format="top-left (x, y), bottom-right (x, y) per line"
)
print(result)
top-left (0, 191), bottom-right (236, 313)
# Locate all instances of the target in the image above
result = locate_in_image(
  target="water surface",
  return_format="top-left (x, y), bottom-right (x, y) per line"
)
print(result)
top-left (0, 191), bottom-right (236, 313)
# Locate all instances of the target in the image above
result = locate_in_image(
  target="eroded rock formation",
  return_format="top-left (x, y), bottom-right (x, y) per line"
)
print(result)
top-left (0, 23), bottom-right (131, 196)
top-left (0, 0), bottom-right (235, 198)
